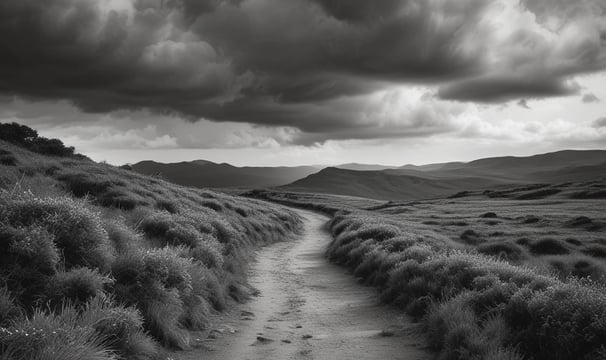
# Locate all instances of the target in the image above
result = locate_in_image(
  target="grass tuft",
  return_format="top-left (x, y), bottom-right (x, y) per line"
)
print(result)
top-left (529, 238), bottom-right (569, 255)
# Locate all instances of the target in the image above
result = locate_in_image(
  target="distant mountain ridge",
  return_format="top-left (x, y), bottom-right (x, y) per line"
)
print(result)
top-left (130, 150), bottom-right (606, 197)
top-left (280, 150), bottom-right (606, 200)
top-left (335, 163), bottom-right (399, 171)
top-left (131, 160), bottom-right (321, 188)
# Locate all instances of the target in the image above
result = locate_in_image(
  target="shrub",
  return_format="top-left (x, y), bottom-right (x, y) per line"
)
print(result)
top-left (89, 299), bottom-right (158, 357)
top-left (56, 172), bottom-right (114, 198)
top-left (460, 229), bottom-right (484, 245)
top-left (0, 225), bottom-right (59, 307)
top-left (0, 287), bottom-right (21, 326)
top-left (583, 244), bottom-right (606, 258)
top-left (112, 248), bottom-right (194, 349)
top-left (156, 200), bottom-right (178, 214)
top-left (565, 216), bottom-right (593, 228)
top-left (98, 190), bottom-right (143, 210)
top-left (0, 154), bottom-right (17, 166)
top-left (0, 123), bottom-right (37, 144)
top-left (201, 200), bottom-right (223, 212)
top-left (142, 295), bottom-right (189, 349)
top-left (139, 212), bottom-right (214, 249)
top-left (104, 219), bottom-right (146, 254)
top-left (29, 137), bottom-right (75, 157)
top-left (0, 225), bottom-right (59, 275)
top-left (188, 236), bottom-right (224, 269)
top-left (234, 207), bottom-right (248, 217)
top-left (0, 193), bottom-right (114, 270)
top-left (481, 212), bottom-right (498, 218)
top-left (46, 268), bottom-right (111, 307)
top-left (211, 219), bottom-right (238, 245)
top-left (477, 242), bottom-right (524, 261)
top-left (505, 283), bottom-right (606, 360)
top-left (0, 306), bottom-right (115, 360)
top-left (425, 294), bottom-right (483, 358)
top-left (0, 122), bottom-right (75, 157)
top-left (522, 215), bottom-right (540, 224)
top-left (516, 238), bottom-right (531, 246)
top-left (0, 295), bottom-right (157, 360)
top-left (529, 238), bottom-right (569, 255)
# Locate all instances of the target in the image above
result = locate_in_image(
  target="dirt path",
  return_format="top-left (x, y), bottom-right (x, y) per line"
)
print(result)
top-left (177, 209), bottom-right (429, 360)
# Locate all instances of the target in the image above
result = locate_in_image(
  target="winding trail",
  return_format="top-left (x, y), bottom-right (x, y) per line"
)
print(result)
top-left (178, 209), bottom-right (429, 360)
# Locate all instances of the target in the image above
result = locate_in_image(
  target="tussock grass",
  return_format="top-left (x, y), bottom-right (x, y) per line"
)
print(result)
top-left (529, 238), bottom-right (570, 255)
top-left (0, 295), bottom-right (142, 360)
top-left (45, 268), bottom-right (111, 308)
top-left (477, 242), bottom-right (524, 261)
top-left (325, 210), bottom-right (606, 360)
top-left (0, 128), bottom-right (302, 359)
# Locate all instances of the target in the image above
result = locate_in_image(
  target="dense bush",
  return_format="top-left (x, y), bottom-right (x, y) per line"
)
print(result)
top-left (477, 242), bottom-right (524, 261)
top-left (326, 211), bottom-right (606, 360)
top-left (529, 238), bottom-right (569, 255)
top-left (0, 224), bottom-right (60, 308)
top-left (45, 268), bottom-right (111, 308)
top-left (0, 152), bottom-right (17, 166)
top-left (112, 248), bottom-right (196, 348)
top-left (0, 191), bottom-right (114, 270)
top-left (0, 287), bottom-right (21, 327)
top-left (0, 122), bottom-right (75, 157)
top-left (0, 296), bottom-right (155, 360)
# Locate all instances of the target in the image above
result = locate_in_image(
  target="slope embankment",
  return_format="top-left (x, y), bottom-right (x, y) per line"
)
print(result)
top-left (0, 132), bottom-right (303, 360)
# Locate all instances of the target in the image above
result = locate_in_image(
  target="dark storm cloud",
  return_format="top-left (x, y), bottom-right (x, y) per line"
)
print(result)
top-left (439, 76), bottom-right (580, 103)
top-left (0, 0), bottom-right (605, 143)
top-left (437, 0), bottom-right (606, 102)
top-left (0, 0), bottom-right (487, 141)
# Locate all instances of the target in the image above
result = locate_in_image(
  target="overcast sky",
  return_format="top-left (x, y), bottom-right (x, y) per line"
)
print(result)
top-left (1, 0), bottom-right (605, 166)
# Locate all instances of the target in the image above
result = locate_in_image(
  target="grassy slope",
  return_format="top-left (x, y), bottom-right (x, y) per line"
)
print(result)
top-left (251, 182), bottom-right (606, 360)
top-left (0, 140), bottom-right (302, 360)
top-left (281, 167), bottom-right (506, 201)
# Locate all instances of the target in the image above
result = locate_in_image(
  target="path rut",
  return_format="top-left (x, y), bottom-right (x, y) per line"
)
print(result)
top-left (177, 209), bottom-right (429, 360)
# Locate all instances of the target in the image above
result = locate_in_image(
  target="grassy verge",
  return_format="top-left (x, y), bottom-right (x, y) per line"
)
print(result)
top-left (0, 130), bottom-right (302, 360)
top-left (250, 190), bottom-right (606, 360)
top-left (328, 212), bottom-right (606, 360)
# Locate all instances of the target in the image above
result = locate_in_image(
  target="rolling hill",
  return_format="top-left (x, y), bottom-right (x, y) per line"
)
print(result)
top-left (280, 167), bottom-right (506, 200)
top-left (392, 150), bottom-right (606, 180)
top-left (281, 150), bottom-right (606, 200)
top-left (131, 160), bottom-right (320, 188)
top-left (335, 163), bottom-right (399, 171)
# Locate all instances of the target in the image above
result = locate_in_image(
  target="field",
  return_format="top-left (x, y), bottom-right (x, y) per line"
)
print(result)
top-left (245, 189), bottom-right (383, 214)
top-left (0, 129), bottom-right (302, 360)
top-left (251, 182), bottom-right (606, 360)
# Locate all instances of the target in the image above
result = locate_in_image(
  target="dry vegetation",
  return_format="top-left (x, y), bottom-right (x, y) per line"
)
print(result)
top-left (0, 126), bottom-right (302, 360)
top-left (245, 189), bottom-right (383, 215)
top-left (252, 182), bottom-right (606, 360)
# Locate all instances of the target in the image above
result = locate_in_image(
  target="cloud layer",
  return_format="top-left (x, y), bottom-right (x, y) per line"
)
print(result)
top-left (0, 0), bottom-right (605, 143)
